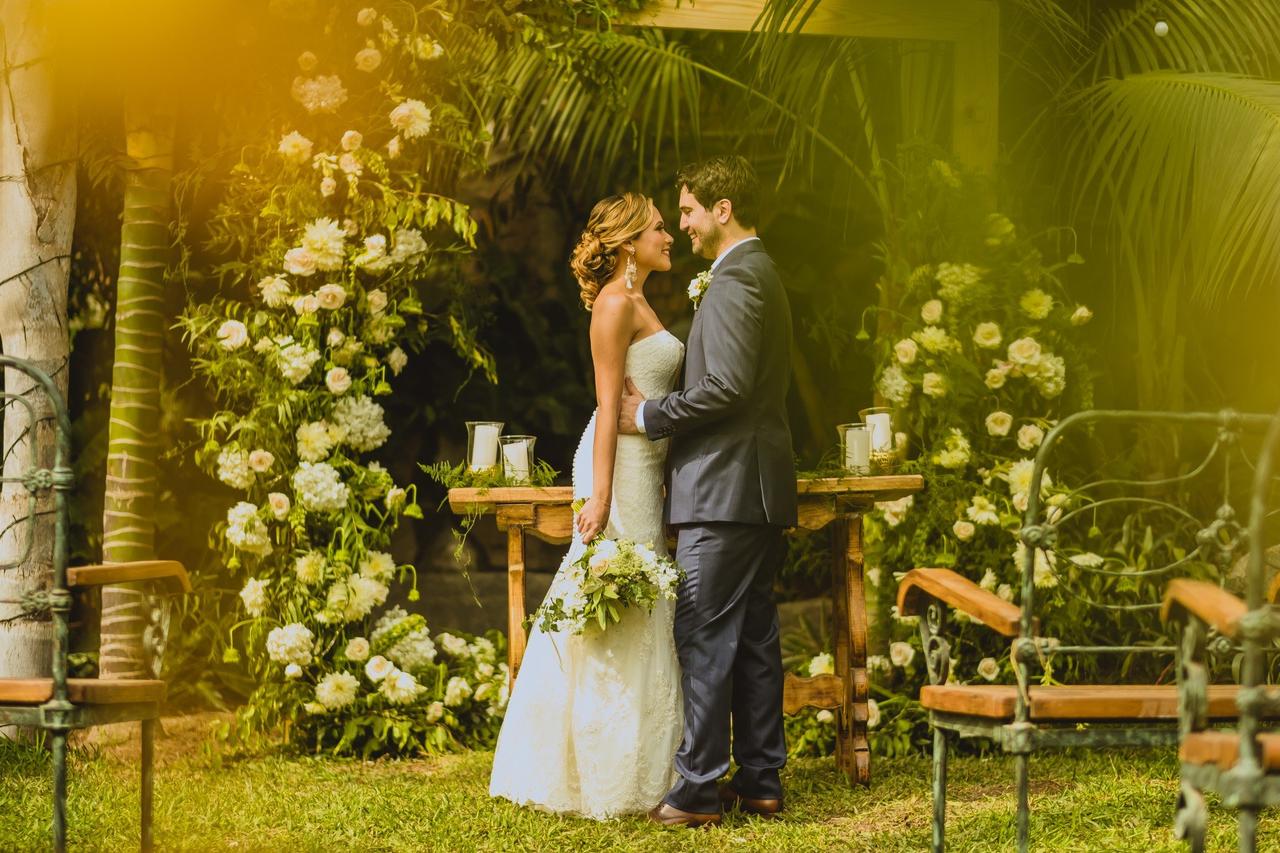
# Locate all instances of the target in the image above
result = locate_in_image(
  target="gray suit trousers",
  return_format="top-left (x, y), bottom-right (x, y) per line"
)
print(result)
top-left (664, 522), bottom-right (788, 813)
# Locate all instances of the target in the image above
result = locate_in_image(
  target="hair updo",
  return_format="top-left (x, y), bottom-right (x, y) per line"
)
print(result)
top-left (569, 192), bottom-right (652, 311)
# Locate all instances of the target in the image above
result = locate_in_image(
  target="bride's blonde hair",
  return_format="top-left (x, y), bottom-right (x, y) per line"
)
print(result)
top-left (569, 192), bottom-right (652, 311)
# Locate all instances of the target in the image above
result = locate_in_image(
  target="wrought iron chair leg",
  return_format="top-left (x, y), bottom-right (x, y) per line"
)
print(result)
top-left (931, 728), bottom-right (948, 853)
top-left (1174, 780), bottom-right (1207, 853)
top-left (1015, 752), bottom-right (1030, 853)
top-left (52, 731), bottom-right (68, 853)
top-left (141, 719), bottom-right (155, 852)
top-left (1238, 807), bottom-right (1257, 853)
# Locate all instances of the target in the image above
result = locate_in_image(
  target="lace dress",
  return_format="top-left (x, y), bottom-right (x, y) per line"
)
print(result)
top-left (489, 330), bottom-right (686, 819)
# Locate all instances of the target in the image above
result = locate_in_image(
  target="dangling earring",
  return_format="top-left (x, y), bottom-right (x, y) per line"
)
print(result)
top-left (624, 251), bottom-right (637, 290)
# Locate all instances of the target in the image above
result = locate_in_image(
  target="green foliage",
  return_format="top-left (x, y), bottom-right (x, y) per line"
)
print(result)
top-left (419, 459), bottom-right (558, 490)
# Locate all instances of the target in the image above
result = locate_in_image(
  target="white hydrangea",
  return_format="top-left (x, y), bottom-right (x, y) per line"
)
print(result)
top-left (436, 632), bottom-right (470, 658)
top-left (935, 262), bottom-right (985, 302)
top-left (216, 447), bottom-right (254, 489)
top-left (444, 676), bottom-right (472, 707)
top-left (315, 671), bottom-right (360, 710)
top-left (333, 396), bottom-right (391, 452)
top-left (877, 495), bottom-right (914, 528)
top-left (808, 652), bottom-right (834, 677)
top-left (358, 550), bottom-right (396, 582)
top-left (324, 573), bottom-right (388, 622)
top-left (877, 364), bottom-right (912, 407)
top-left (470, 637), bottom-right (497, 663)
top-left (380, 669), bottom-right (424, 704)
top-left (277, 342), bottom-right (321, 384)
top-left (389, 99), bottom-right (432, 139)
top-left (291, 74), bottom-right (348, 115)
top-left (294, 551), bottom-right (326, 585)
top-left (292, 462), bottom-right (350, 513)
top-left (226, 501), bottom-right (272, 555)
top-left (266, 623), bottom-right (314, 666)
top-left (239, 577), bottom-right (268, 616)
top-left (386, 629), bottom-right (437, 674)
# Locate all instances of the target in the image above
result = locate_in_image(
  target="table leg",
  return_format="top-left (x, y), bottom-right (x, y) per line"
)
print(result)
top-left (506, 526), bottom-right (527, 686)
top-left (831, 516), bottom-right (870, 786)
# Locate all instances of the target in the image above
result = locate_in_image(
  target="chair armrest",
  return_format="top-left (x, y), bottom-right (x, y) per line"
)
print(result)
top-left (67, 560), bottom-right (190, 595)
top-left (897, 568), bottom-right (1024, 637)
top-left (1161, 579), bottom-right (1245, 640)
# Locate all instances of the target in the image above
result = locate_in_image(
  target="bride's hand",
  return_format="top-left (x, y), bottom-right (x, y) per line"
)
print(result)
top-left (576, 497), bottom-right (609, 543)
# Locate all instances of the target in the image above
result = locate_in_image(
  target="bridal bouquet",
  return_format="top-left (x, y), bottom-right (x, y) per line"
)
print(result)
top-left (535, 538), bottom-right (684, 635)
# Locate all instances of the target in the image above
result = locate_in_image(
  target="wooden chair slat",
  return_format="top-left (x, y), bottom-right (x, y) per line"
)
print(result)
top-left (0, 678), bottom-right (166, 705)
top-left (1160, 579), bottom-right (1247, 639)
top-left (897, 567), bottom-right (1023, 637)
top-left (67, 560), bottom-right (191, 593)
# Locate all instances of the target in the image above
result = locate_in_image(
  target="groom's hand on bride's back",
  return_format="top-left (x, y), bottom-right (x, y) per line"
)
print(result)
top-left (618, 377), bottom-right (646, 434)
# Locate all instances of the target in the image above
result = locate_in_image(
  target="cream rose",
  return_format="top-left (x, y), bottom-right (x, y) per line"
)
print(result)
top-left (316, 283), bottom-right (347, 310)
top-left (953, 520), bottom-right (976, 541)
top-left (1071, 305), bottom-right (1093, 326)
top-left (284, 247), bottom-right (318, 277)
top-left (366, 288), bottom-right (388, 315)
top-left (320, 176), bottom-right (337, 197)
top-left (355, 46), bottom-right (383, 72)
top-left (977, 657), bottom-right (1000, 681)
top-left (973, 321), bottom-right (1002, 349)
top-left (216, 319), bottom-right (249, 350)
top-left (1007, 337), bottom-right (1042, 367)
top-left (325, 367), bottom-right (352, 394)
top-left (267, 492), bottom-right (291, 520)
top-left (894, 338), bottom-right (918, 365)
top-left (985, 411), bottom-right (1013, 437)
top-left (345, 637), bottom-right (370, 662)
top-left (920, 299), bottom-right (944, 325)
top-left (341, 130), bottom-right (363, 151)
top-left (922, 372), bottom-right (947, 398)
top-left (364, 654), bottom-right (394, 682)
top-left (1017, 423), bottom-right (1045, 450)
top-left (248, 450), bottom-right (274, 472)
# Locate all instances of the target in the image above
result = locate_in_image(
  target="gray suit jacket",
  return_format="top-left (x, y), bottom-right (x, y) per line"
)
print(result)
top-left (642, 239), bottom-right (798, 526)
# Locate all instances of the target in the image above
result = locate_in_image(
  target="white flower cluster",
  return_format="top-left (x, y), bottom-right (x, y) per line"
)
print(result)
top-left (1013, 540), bottom-right (1058, 588)
top-left (292, 462), bottom-right (350, 513)
top-left (932, 428), bottom-right (971, 470)
top-left (371, 607), bottom-right (438, 673)
top-left (877, 495), bottom-right (914, 528)
top-left (278, 340), bottom-right (322, 384)
top-left (239, 577), bottom-right (268, 616)
top-left (296, 420), bottom-right (342, 462)
top-left (934, 262), bottom-right (985, 303)
top-left (322, 573), bottom-right (388, 622)
top-left (294, 550), bottom-right (327, 585)
top-left (389, 99), bottom-right (432, 139)
top-left (267, 623), bottom-right (314, 666)
top-left (216, 447), bottom-right (254, 489)
top-left (315, 671), bottom-right (360, 710)
top-left (291, 74), bottom-right (348, 114)
top-left (301, 218), bottom-right (347, 271)
top-left (332, 395), bottom-right (391, 452)
top-left (363, 654), bottom-right (426, 705)
top-left (808, 653), bottom-right (834, 677)
top-left (226, 501), bottom-right (271, 555)
top-left (999, 336), bottom-right (1067, 398)
top-left (877, 364), bottom-right (912, 407)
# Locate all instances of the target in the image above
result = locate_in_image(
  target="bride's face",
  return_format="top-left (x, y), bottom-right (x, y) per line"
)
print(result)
top-left (631, 204), bottom-right (674, 274)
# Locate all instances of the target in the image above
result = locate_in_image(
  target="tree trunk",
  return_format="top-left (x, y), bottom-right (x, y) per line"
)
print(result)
top-left (98, 100), bottom-right (173, 679)
top-left (0, 0), bottom-right (76, 682)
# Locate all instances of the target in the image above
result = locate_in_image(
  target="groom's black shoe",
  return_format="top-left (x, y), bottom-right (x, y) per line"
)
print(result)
top-left (647, 802), bottom-right (722, 829)
top-left (720, 784), bottom-right (783, 818)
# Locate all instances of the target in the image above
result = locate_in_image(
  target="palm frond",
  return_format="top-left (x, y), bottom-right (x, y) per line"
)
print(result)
top-left (1067, 72), bottom-right (1280, 304)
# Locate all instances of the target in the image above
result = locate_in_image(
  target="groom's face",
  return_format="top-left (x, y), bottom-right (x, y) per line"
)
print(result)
top-left (678, 186), bottom-right (723, 260)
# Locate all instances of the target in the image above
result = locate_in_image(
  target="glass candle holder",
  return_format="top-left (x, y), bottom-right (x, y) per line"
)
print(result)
top-left (859, 406), bottom-right (896, 473)
top-left (466, 421), bottom-right (504, 472)
top-left (838, 423), bottom-right (870, 475)
top-left (500, 435), bottom-right (536, 484)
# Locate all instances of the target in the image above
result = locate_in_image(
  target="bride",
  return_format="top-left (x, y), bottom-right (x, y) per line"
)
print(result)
top-left (489, 192), bottom-right (685, 818)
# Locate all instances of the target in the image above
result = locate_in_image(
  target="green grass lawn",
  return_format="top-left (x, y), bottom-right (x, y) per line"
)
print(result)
top-left (0, 715), bottom-right (1274, 851)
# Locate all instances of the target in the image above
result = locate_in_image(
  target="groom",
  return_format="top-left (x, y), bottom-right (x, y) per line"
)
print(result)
top-left (619, 155), bottom-right (797, 827)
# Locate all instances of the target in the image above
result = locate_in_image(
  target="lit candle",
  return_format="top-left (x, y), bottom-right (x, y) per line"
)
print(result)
top-left (470, 423), bottom-right (501, 470)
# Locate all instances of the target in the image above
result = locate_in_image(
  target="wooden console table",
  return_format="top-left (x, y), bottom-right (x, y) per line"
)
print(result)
top-left (448, 474), bottom-right (923, 786)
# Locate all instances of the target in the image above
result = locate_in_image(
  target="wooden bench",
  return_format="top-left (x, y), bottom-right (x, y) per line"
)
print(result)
top-left (896, 409), bottom-right (1276, 853)
top-left (448, 473), bottom-right (923, 786)
top-left (1161, 407), bottom-right (1280, 852)
top-left (0, 354), bottom-right (188, 852)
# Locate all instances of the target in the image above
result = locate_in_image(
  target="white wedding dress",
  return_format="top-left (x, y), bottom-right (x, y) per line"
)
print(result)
top-left (489, 330), bottom-right (686, 819)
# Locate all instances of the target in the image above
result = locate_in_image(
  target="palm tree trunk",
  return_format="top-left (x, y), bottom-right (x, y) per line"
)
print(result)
top-left (0, 0), bottom-right (76, 685)
top-left (98, 100), bottom-right (173, 679)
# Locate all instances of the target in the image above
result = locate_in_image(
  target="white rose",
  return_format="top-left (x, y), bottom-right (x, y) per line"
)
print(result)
top-left (893, 338), bottom-right (918, 365)
top-left (1007, 337), bottom-right (1042, 367)
top-left (284, 247), bottom-right (318, 276)
top-left (808, 653), bottom-right (835, 677)
top-left (338, 152), bottom-right (362, 177)
top-left (389, 99), bottom-right (432, 139)
top-left (977, 657), bottom-right (1000, 681)
top-left (1017, 423), bottom-right (1045, 450)
top-left (985, 364), bottom-right (1010, 389)
top-left (889, 641), bottom-right (916, 668)
top-left (867, 698), bottom-right (881, 729)
top-left (297, 51), bottom-right (318, 71)
top-left (364, 654), bottom-right (395, 682)
top-left (247, 449), bottom-right (274, 472)
top-left (345, 637), bottom-right (370, 661)
top-left (973, 322), bottom-right (1002, 349)
top-left (320, 176), bottom-right (337, 197)
top-left (325, 367), bottom-right (352, 394)
top-left (355, 46), bottom-right (383, 73)
top-left (327, 327), bottom-right (345, 347)
top-left (426, 701), bottom-right (445, 723)
top-left (366, 288), bottom-right (388, 315)
top-left (285, 663), bottom-right (303, 680)
top-left (216, 319), bottom-right (249, 350)
top-left (267, 492), bottom-right (291, 520)
top-left (386, 135), bottom-right (402, 160)
top-left (1071, 305), bottom-right (1093, 326)
top-left (341, 130), bottom-right (363, 151)
top-left (985, 411), bottom-right (1013, 437)
top-left (292, 294), bottom-right (320, 315)
top-left (922, 372), bottom-right (947, 398)
top-left (386, 347), bottom-right (408, 376)
top-left (953, 520), bottom-right (976, 541)
top-left (356, 7), bottom-right (377, 26)
top-left (316, 283), bottom-right (347, 310)
top-left (816, 710), bottom-right (835, 725)
top-left (920, 299), bottom-right (943, 324)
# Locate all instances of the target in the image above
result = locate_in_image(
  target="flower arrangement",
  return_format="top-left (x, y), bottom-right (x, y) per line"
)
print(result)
top-left (534, 537), bottom-right (683, 635)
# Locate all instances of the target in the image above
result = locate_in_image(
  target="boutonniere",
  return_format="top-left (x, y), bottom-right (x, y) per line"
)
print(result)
top-left (687, 270), bottom-right (713, 310)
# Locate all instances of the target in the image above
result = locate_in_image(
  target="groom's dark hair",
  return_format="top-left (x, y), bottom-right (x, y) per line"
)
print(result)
top-left (676, 155), bottom-right (759, 228)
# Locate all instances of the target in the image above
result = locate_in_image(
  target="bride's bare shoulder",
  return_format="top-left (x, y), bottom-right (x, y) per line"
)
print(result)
top-left (589, 287), bottom-right (636, 331)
